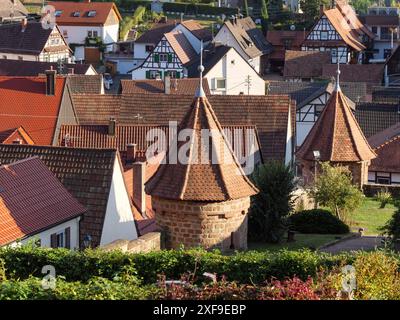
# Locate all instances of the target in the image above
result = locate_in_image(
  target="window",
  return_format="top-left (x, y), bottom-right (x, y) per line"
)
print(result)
top-left (88, 30), bottom-right (92, 38)
top-left (159, 53), bottom-right (168, 62)
top-left (161, 40), bottom-right (166, 46)
top-left (166, 70), bottom-right (180, 78)
top-left (376, 172), bottom-right (391, 185)
top-left (147, 70), bottom-right (161, 79)
top-left (63, 30), bottom-right (68, 37)
top-left (88, 10), bottom-right (96, 17)
top-left (145, 45), bottom-right (154, 53)
top-left (283, 39), bottom-right (292, 50)
top-left (73, 11), bottom-right (80, 17)
top-left (2, 55), bottom-right (6, 59)
top-left (215, 78), bottom-right (226, 89)
top-left (18, 56), bottom-right (23, 61)
top-left (56, 232), bottom-right (64, 248)
top-left (93, 30), bottom-right (98, 38)
top-left (384, 49), bottom-right (392, 59)
top-left (320, 31), bottom-right (328, 40)
top-left (371, 26), bottom-right (378, 35)
top-left (55, 10), bottom-right (62, 17)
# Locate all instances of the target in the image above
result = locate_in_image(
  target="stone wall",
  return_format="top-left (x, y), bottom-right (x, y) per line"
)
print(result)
top-left (100, 232), bottom-right (161, 253)
top-left (152, 196), bottom-right (251, 252)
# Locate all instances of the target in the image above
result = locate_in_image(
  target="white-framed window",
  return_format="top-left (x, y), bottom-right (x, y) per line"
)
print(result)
top-left (88, 10), bottom-right (96, 17)
top-left (63, 30), bottom-right (68, 37)
top-left (55, 10), bottom-right (62, 17)
top-left (73, 11), bottom-right (80, 17)
top-left (145, 45), bottom-right (154, 52)
top-left (149, 70), bottom-right (161, 79)
top-left (93, 30), bottom-right (98, 38)
top-left (215, 78), bottom-right (226, 90)
top-left (56, 232), bottom-right (65, 248)
top-left (159, 53), bottom-right (168, 62)
top-left (166, 70), bottom-right (177, 78)
top-left (88, 31), bottom-right (92, 37)
top-left (320, 31), bottom-right (328, 40)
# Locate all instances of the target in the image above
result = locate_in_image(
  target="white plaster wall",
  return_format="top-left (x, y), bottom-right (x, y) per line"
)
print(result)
top-left (100, 159), bottom-right (138, 246)
top-left (58, 25), bottom-right (103, 45)
top-left (103, 24), bottom-right (119, 44)
top-left (285, 106), bottom-right (293, 166)
top-left (0, 53), bottom-right (38, 61)
top-left (19, 217), bottom-right (81, 249)
top-left (134, 43), bottom-right (151, 60)
top-left (296, 122), bottom-right (314, 147)
top-left (205, 48), bottom-right (265, 95)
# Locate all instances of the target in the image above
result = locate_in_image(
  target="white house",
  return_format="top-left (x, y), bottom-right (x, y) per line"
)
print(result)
top-left (0, 157), bottom-right (86, 249)
top-left (48, 1), bottom-right (121, 54)
top-left (0, 0), bottom-right (28, 22)
top-left (131, 30), bottom-right (197, 80)
top-left (213, 16), bottom-right (272, 74)
top-left (188, 44), bottom-right (266, 95)
top-left (0, 144), bottom-right (139, 248)
top-left (0, 20), bottom-right (72, 63)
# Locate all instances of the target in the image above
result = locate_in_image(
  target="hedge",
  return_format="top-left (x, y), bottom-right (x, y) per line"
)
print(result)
top-left (0, 246), bottom-right (353, 285)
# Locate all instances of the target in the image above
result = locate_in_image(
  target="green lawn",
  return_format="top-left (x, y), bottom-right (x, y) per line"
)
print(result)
top-left (349, 197), bottom-right (396, 235)
top-left (248, 233), bottom-right (349, 252)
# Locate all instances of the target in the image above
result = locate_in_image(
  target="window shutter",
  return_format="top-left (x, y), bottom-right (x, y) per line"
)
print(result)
top-left (145, 70), bottom-right (150, 79)
top-left (65, 227), bottom-right (71, 249)
top-left (176, 71), bottom-right (180, 79)
top-left (50, 233), bottom-right (57, 248)
top-left (168, 53), bottom-right (172, 63)
top-left (154, 53), bottom-right (159, 63)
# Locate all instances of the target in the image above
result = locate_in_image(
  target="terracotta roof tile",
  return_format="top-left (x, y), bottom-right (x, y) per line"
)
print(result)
top-left (0, 144), bottom-right (118, 247)
top-left (71, 93), bottom-right (294, 162)
top-left (0, 157), bottom-right (87, 246)
top-left (67, 74), bottom-right (103, 94)
top-left (47, 1), bottom-right (121, 26)
top-left (145, 96), bottom-right (259, 201)
top-left (180, 20), bottom-right (212, 41)
top-left (0, 76), bottom-right (66, 145)
top-left (164, 31), bottom-right (197, 65)
top-left (0, 126), bottom-right (35, 144)
top-left (283, 50), bottom-right (331, 78)
top-left (135, 20), bottom-right (176, 44)
top-left (120, 78), bottom-right (210, 95)
top-left (297, 87), bottom-right (376, 162)
top-left (322, 64), bottom-right (384, 85)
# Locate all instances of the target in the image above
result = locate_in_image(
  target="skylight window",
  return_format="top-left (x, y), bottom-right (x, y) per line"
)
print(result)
top-left (72, 11), bottom-right (80, 17)
top-left (88, 10), bottom-right (97, 17)
top-left (55, 10), bottom-right (62, 17)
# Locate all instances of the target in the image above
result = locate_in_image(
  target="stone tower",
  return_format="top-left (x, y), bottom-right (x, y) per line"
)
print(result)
top-left (145, 57), bottom-right (258, 251)
top-left (296, 66), bottom-right (376, 187)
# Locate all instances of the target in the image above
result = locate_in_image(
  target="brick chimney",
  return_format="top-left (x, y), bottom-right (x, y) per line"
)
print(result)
top-left (164, 75), bottom-right (171, 94)
top-left (132, 162), bottom-right (146, 215)
top-left (126, 143), bottom-right (137, 164)
top-left (45, 67), bottom-right (56, 96)
top-left (108, 118), bottom-right (116, 136)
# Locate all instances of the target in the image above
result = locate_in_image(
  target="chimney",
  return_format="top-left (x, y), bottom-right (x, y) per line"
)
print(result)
top-left (320, 4), bottom-right (325, 16)
top-left (132, 162), bottom-right (146, 215)
top-left (126, 143), bottom-right (137, 164)
top-left (45, 68), bottom-right (56, 96)
top-left (21, 17), bottom-right (27, 32)
top-left (68, 67), bottom-right (74, 75)
top-left (164, 75), bottom-right (171, 94)
top-left (331, 0), bottom-right (336, 8)
top-left (108, 118), bottom-right (116, 136)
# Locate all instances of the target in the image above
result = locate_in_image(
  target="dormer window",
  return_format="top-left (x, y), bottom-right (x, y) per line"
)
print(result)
top-left (88, 10), bottom-right (96, 17)
top-left (72, 11), bottom-right (80, 17)
top-left (55, 10), bottom-right (62, 17)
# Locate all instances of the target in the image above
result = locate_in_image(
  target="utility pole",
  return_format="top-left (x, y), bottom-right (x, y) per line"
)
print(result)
top-left (244, 75), bottom-right (252, 95)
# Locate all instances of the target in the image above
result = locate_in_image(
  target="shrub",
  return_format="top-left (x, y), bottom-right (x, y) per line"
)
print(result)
top-left (288, 209), bottom-right (350, 234)
top-left (380, 202), bottom-right (400, 241)
top-left (249, 161), bottom-right (295, 243)
top-left (376, 189), bottom-right (392, 209)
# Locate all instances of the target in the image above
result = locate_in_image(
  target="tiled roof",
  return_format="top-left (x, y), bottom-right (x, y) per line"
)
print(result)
top-left (0, 157), bottom-right (87, 246)
top-left (0, 76), bottom-right (66, 145)
top-left (283, 50), bottom-right (331, 79)
top-left (368, 123), bottom-right (400, 173)
top-left (67, 74), bottom-right (103, 94)
top-left (0, 22), bottom-right (64, 55)
top-left (145, 96), bottom-right (259, 201)
top-left (71, 93), bottom-right (294, 162)
top-left (372, 87), bottom-right (400, 104)
top-left (0, 0), bottom-right (27, 18)
top-left (135, 20), bottom-right (176, 44)
top-left (57, 124), bottom-right (263, 168)
top-left (355, 102), bottom-right (400, 137)
top-left (187, 44), bottom-right (231, 77)
top-left (47, 1), bottom-right (121, 25)
top-left (297, 87), bottom-right (376, 162)
top-left (164, 31), bottom-right (197, 65)
top-left (0, 59), bottom-right (93, 76)
top-left (224, 17), bottom-right (272, 58)
top-left (363, 15), bottom-right (399, 27)
top-left (268, 80), bottom-right (367, 105)
top-left (0, 126), bottom-right (35, 144)
top-left (0, 144), bottom-right (118, 247)
top-left (266, 31), bottom-right (305, 61)
top-left (180, 20), bottom-right (212, 42)
top-left (322, 64), bottom-right (384, 85)
top-left (120, 78), bottom-right (210, 95)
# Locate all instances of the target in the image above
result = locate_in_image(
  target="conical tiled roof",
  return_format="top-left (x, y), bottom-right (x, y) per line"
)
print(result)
top-left (296, 88), bottom-right (376, 162)
top-left (145, 96), bottom-right (258, 201)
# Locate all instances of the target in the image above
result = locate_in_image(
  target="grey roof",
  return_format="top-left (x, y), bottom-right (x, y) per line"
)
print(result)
top-left (355, 102), bottom-right (400, 138)
top-left (0, 0), bottom-right (27, 20)
top-left (268, 81), bottom-right (367, 106)
top-left (67, 75), bottom-right (103, 94)
top-left (372, 87), bottom-right (400, 104)
top-left (135, 21), bottom-right (176, 44)
top-left (223, 17), bottom-right (272, 58)
top-left (187, 44), bottom-right (231, 77)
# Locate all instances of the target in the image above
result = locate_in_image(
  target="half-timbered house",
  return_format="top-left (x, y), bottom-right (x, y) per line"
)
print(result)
top-left (301, 2), bottom-right (374, 64)
top-left (131, 30), bottom-right (197, 80)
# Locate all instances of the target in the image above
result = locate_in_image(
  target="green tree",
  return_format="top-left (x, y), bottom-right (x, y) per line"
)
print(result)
top-left (243, 0), bottom-right (249, 17)
top-left (311, 162), bottom-right (363, 222)
top-left (261, 0), bottom-right (269, 20)
top-left (381, 201), bottom-right (400, 242)
top-left (350, 0), bottom-right (373, 14)
top-left (249, 161), bottom-right (295, 243)
top-left (300, 0), bottom-right (330, 24)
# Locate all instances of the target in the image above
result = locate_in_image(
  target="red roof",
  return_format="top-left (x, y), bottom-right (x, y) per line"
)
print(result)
top-left (0, 157), bottom-right (87, 246)
top-left (0, 126), bottom-right (35, 145)
top-left (47, 1), bottom-right (121, 26)
top-left (0, 76), bottom-right (66, 145)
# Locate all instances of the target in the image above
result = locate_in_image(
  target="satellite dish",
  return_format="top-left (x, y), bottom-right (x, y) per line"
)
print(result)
top-left (290, 25), bottom-right (296, 31)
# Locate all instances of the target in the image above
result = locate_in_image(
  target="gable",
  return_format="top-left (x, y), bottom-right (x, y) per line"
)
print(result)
top-left (306, 15), bottom-right (342, 41)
